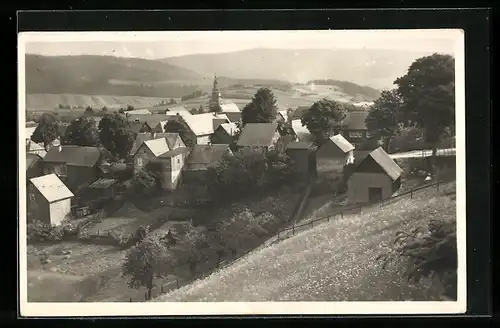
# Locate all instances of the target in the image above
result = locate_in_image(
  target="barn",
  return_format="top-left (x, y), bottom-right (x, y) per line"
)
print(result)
top-left (285, 141), bottom-right (317, 181)
top-left (316, 134), bottom-right (355, 176)
top-left (347, 147), bottom-right (403, 204)
top-left (27, 173), bottom-right (74, 226)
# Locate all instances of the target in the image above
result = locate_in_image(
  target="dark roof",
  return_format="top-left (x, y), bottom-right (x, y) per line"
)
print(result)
top-left (358, 147), bottom-right (403, 181)
top-left (157, 147), bottom-right (191, 158)
top-left (223, 112), bottom-right (242, 123)
top-left (129, 132), bottom-right (183, 156)
top-left (128, 121), bottom-right (143, 134)
top-left (237, 123), bottom-right (279, 147)
top-left (291, 106), bottom-right (310, 120)
top-left (186, 144), bottom-right (231, 166)
top-left (144, 115), bottom-right (170, 129)
top-left (43, 146), bottom-right (101, 167)
top-left (26, 153), bottom-right (42, 170)
top-left (130, 133), bottom-right (153, 156)
top-left (286, 141), bottom-right (316, 150)
top-left (88, 178), bottom-right (117, 189)
top-left (338, 111), bottom-right (369, 131)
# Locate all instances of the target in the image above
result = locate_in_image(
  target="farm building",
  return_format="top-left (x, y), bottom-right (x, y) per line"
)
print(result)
top-left (291, 105), bottom-right (311, 120)
top-left (285, 141), bottom-right (317, 181)
top-left (347, 147), bottom-right (403, 204)
top-left (180, 113), bottom-right (221, 145)
top-left (27, 173), bottom-right (74, 226)
top-left (183, 144), bottom-right (233, 183)
top-left (26, 153), bottom-right (43, 180)
top-left (236, 122), bottom-right (281, 152)
top-left (130, 132), bottom-right (186, 159)
top-left (211, 122), bottom-right (239, 145)
top-left (212, 113), bottom-right (230, 131)
top-left (291, 119), bottom-right (314, 143)
top-left (138, 115), bottom-right (171, 134)
top-left (316, 134), bottom-right (355, 178)
top-left (131, 136), bottom-right (190, 190)
top-left (220, 100), bottom-right (240, 113)
top-left (42, 143), bottom-right (103, 192)
top-left (25, 125), bottom-right (37, 140)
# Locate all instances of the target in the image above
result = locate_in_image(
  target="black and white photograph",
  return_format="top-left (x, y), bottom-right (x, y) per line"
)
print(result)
top-left (18, 29), bottom-right (466, 316)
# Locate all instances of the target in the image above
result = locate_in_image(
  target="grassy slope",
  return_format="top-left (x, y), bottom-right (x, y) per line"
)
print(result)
top-left (153, 181), bottom-right (456, 302)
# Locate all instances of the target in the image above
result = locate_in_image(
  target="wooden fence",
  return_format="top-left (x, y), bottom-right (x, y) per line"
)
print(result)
top-left (128, 177), bottom-right (453, 302)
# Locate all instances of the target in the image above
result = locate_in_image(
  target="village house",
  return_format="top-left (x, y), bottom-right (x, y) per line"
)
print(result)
top-left (334, 111), bottom-right (369, 144)
top-left (131, 135), bottom-right (190, 190)
top-left (236, 122), bottom-right (281, 152)
top-left (183, 144), bottom-right (233, 183)
top-left (316, 134), bottom-right (355, 178)
top-left (222, 112), bottom-right (242, 123)
top-left (26, 153), bottom-right (43, 181)
top-left (291, 119), bottom-right (315, 143)
top-left (125, 108), bottom-right (152, 115)
top-left (162, 105), bottom-right (190, 115)
top-left (347, 147), bottom-right (403, 204)
top-left (138, 115), bottom-right (171, 134)
top-left (129, 132), bottom-right (186, 159)
top-left (291, 105), bottom-right (311, 120)
top-left (181, 113), bottom-right (222, 145)
top-left (41, 142), bottom-right (103, 192)
top-left (211, 122), bottom-right (239, 145)
top-left (285, 141), bottom-right (318, 181)
top-left (27, 173), bottom-right (74, 226)
top-left (219, 100), bottom-right (240, 113)
top-left (212, 113), bottom-right (230, 131)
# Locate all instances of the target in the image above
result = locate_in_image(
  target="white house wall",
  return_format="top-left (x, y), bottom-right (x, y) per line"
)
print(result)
top-left (49, 198), bottom-right (72, 226)
top-left (196, 135), bottom-right (211, 145)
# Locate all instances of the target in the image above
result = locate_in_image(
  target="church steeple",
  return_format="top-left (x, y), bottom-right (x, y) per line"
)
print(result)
top-left (209, 74), bottom-right (221, 111)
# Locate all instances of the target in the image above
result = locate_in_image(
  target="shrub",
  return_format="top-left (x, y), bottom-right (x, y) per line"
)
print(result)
top-left (109, 229), bottom-right (135, 248)
top-left (377, 219), bottom-right (457, 299)
top-left (27, 220), bottom-right (77, 243)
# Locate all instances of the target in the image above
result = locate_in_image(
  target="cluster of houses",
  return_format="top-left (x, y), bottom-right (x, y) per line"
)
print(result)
top-left (25, 77), bottom-right (403, 226)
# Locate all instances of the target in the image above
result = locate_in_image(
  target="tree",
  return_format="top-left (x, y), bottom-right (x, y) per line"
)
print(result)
top-left (168, 225), bottom-right (210, 278)
top-left (101, 106), bottom-right (108, 112)
top-left (164, 120), bottom-right (196, 147)
top-left (301, 98), bottom-right (348, 144)
top-left (365, 89), bottom-right (403, 152)
top-left (98, 113), bottom-right (136, 159)
top-left (241, 87), bottom-right (278, 124)
top-left (122, 237), bottom-right (172, 300)
top-left (85, 106), bottom-right (93, 114)
top-left (126, 105), bottom-right (135, 111)
top-left (131, 169), bottom-right (159, 197)
top-left (169, 98), bottom-right (177, 105)
top-left (118, 108), bottom-right (125, 114)
top-left (39, 250), bottom-right (49, 270)
top-left (30, 113), bottom-right (60, 149)
top-left (394, 53), bottom-right (455, 176)
top-left (62, 116), bottom-right (99, 147)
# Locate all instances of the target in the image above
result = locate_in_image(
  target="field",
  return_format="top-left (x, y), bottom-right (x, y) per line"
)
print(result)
top-left (25, 82), bottom-right (372, 115)
top-left (153, 181), bottom-right (456, 302)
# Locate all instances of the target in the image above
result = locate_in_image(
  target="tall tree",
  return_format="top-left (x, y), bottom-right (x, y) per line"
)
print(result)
top-left (241, 88), bottom-right (278, 124)
top-left (62, 116), bottom-right (99, 147)
top-left (301, 98), bottom-right (347, 144)
top-left (30, 113), bottom-right (60, 149)
top-left (394, 53), bottom-right (455, 175)
top-left (365, 89), bottom-right (403, 152)
top-left (164, 120), bottom-right (196, 147)
top-left (122, 237), bottom-right (172, 300)
top-left (98, 113), bottom-right (136, 160)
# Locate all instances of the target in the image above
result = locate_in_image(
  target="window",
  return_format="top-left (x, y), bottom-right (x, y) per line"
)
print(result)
top-left (137, 157), bottom-right (143, 167)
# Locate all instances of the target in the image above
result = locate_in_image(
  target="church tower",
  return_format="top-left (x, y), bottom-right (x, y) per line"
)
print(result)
top-left (209, 74), bottom-right (222, 112)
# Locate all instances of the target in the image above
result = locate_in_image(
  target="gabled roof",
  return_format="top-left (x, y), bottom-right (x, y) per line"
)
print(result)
top-left (291, 120), bottom-right (314, 142)
top-left (182, 113), bottom-right (217, 136)
top-left (359, 147), bottom-right (403, 181)
top-left (222, 112), bottom-right (242, 123)
top-left (25, 126), bottom-right (37, 139)
top-left (338, 111), bottom-right (369, 131)
top-left (186, 144), bottom-right (231, 168)
top-left (43, 146), bottom-right (101, 167)
top-left (237, 123), bottom-right (279, 147)
top-left (29, 173), bottom-right (74, 203)
top-left (165, 106), bottom-right (189, 113)
top-left (291, 105), bottom-right (311, 120)
top-left (213, 113), bottom-right (230, 130)
top-left (26, 140), bottom-right (45, 152)
top-left (144, 115), bottom-right (170, 130)
top-left (286, 141), bottom-right (316, 150)
top-left (277, 110), bottom-right (289, 122)
top-left (218, 122), bottom-right (239, 136)
top-left (126, 114), bottom-right (152, 123)
top-left (162, 132), bottom-right (183, 149)
top-left (130, 133), bottom-right (153, 156)
top-left (126, 109), bottom-right (152, 115)
top-left (329, 134), bottom-right (355, 153)
top-left (26, 153), bottom-right (42, 170)
top-left (143, 138), bottom-right (170, 157)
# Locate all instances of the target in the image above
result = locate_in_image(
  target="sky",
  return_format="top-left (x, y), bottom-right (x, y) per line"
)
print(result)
top-left (21, 30), bottom-right (459, 59)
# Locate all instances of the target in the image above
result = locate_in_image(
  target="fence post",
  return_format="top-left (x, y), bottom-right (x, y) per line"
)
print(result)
top-left (130, 297), bottom-right (132, 302)
top-left (277, 231), bottom-right (280, 241)
top-left (176, 279), bottom-right (180, 289)
top-left (144, 291), bottom-right (147, 301)
top-left (327, 215), bottom-right (329, 222)
top-left (437, 180), bottom-right (440, 191)
top-left (161, 285), bottom-right (164, 293)
top-left (311, 220), bottom-right (313, 228)
top-left (341, 211), bottom-right (344, 219)
top-left (410, 188), bottom-right (413, 199)
top-left (292, 223), bottom-right (295, 235)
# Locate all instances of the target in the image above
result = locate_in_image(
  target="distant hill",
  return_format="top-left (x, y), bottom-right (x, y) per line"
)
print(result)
top-left (162, 48), bottom-right (435, 90)
top-left (25, 54), bottom-right (207, 97)
top-left (307, 79), bottom-right (380, 100)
